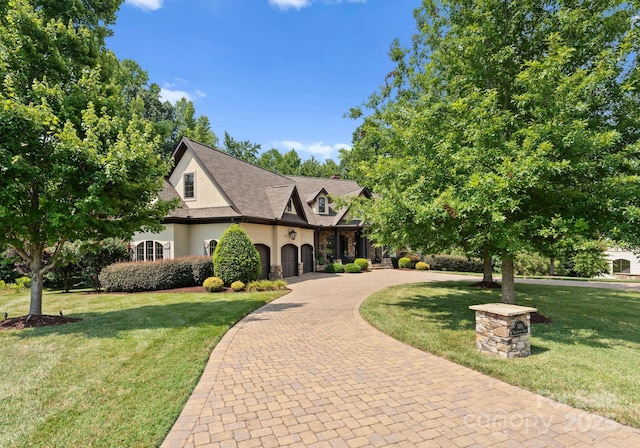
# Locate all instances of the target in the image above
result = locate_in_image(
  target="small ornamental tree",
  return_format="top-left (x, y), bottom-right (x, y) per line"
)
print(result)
top-left (213, 225), bottom-right (261, 285)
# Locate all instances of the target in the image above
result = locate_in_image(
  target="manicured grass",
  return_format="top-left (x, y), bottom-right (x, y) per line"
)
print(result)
top-left (0, 288), bottom-right (287, 448)
top-left (360, 281), bottom-right (640, 429)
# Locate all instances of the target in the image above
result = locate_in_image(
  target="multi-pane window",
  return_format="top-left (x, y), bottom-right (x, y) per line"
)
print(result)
top-left (184, 173), bottom-right (195, 199)
top-left (612, 259), bottom-right (631, 274)
top-left (285, 199), bottom-right (293, 213)
top-left (145, 241), bottom-right (154, 261)
top-left (318, 197), bottom-right (326, 214)
top-left (209, 240), bottom-right (217, 255)
top-left (136, 241), bottom-right (165, 261)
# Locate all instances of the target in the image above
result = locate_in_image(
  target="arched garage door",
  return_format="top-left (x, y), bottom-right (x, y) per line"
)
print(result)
top-left (302, 244), bottom-right (314, 274)
top-left (281, 244), bottom-right (298, 278)
top-left (255, 244), bottom-right (271, 280)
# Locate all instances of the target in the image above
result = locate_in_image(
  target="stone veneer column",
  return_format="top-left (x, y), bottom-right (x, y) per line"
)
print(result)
top-left (269, 265), bottom-right (283, 280)
top-left (469, 303), bottom-right (537, 359)
top-left (298, 262), bottom-right (304, 276)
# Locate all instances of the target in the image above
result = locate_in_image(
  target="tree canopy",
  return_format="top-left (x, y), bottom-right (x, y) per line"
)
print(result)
top-left (349, 0), bottom-right (640, 303)
top-left (0, 0), bottom-right (173, 314)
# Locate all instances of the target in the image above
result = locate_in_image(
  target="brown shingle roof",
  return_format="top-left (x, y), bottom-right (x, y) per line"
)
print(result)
top-left (166, 138), bottom-right (368, 227)
top-left (285, 176), bottom-right (370, 227)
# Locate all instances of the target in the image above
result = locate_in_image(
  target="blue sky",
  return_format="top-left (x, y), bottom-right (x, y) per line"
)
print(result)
top-left (107, 0), bottom-right (419, 161)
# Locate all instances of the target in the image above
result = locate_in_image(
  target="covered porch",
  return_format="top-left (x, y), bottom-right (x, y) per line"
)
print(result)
top-left (315, 227), bottom-right (380, 266)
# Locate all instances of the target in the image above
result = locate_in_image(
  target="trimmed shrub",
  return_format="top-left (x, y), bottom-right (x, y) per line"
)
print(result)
top-left (231, 281), bottom-right (245, 292)
top-left (246, 279), bottom-right (288, 291)
top-left (423, 255), bottom-right (483, 273)
top-left (354, 258), bottom-right (369, 271)
top-left (101, 256), bottom-right (213, 292)
top-left (203, 277), bottom-right (224, 292)
top-left (415, 261), bottom-right (430, 270)
top-left (213, 225), bottom-right (261, 285)
top-left (190, 256), bottom-right (214, 284)
top-left (325, 262), bottom-right (344, 273)
top-left (344, 263), bottom-right (362, 273)
top-left (398, 257), bottom-right (413, 269)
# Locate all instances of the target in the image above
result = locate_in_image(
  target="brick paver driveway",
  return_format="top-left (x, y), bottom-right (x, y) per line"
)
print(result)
top-left (162, 270), bottom-right (640, 447)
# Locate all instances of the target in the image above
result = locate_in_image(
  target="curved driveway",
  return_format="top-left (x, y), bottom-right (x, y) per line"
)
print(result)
top-left (162, 270), bottom-right (640, 447)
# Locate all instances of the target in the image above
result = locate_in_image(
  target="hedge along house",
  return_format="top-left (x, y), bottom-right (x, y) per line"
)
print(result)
top-left (131, 138), bottom-right (376, 279)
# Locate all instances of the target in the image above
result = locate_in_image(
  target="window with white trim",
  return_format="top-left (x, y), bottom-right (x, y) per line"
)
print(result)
top-left (184, 172), bottom-right (195, 199)
top-left (612, 259), bottom-right (631, 274)
top-left (136, 241), bottom-right (165, 261)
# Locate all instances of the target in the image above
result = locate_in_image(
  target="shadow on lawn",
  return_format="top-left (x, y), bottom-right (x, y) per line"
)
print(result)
top-left (389, 281), bottom-right (640, 350)
top-left (12, 298), bottom-right (302, 339)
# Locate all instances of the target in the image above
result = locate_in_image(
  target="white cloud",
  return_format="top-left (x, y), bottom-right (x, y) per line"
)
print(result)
top-left (160, 88), bottom-right (192, 103)
top-left (269, 0), bottom-right (311, 10)
top-left (125, 0), bottom-right (163, 11)
top-left (159, 80), bottom-right (206, 104)
top-left (276, 140), bottom-right (351, 160)
top-left (268, 0), bottom-right (365, 11)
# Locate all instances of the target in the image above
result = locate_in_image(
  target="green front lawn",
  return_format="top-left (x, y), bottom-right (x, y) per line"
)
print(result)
top-left (360, 281), bottom-right (640, 429)
top-left (0, 289), bottom-right (287, 448)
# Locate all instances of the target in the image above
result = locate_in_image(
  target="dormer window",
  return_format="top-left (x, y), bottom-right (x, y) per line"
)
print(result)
top-left (184, 173), bottom-right (195, 199)
top-left (318, 197), bottom-right (326, 214)
top-left (286, 199), bottom-right (293, 213)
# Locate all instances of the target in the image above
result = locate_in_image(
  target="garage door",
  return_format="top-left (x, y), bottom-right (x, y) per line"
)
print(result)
top-left (281, 244), bottom-right (298, 278)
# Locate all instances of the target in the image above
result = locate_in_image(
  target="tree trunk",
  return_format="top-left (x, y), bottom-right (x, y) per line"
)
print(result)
top-left (29, 269), bottom-right (44, 315)
top-left (549, 257), bottom-right (555, 276)
top-left (28, 247), bottom-right (45, 316)
top-left (483, 252), bottom-right (493, 283)
top-left (501, 255), bottom-right (516, 304)
top-left (63, 271), bottom-right (70, 293)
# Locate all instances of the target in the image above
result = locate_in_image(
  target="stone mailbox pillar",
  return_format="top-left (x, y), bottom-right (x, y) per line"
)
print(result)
top-left (469, 303), bottom-right (537, 359)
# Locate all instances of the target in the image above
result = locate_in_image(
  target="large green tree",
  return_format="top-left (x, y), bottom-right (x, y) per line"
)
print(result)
top-left (350, 0), bottom-right (640, 303)
top-left (0, 0), bottom-right (173, 315)
top-left (222, 131), bottom-right (260, 163)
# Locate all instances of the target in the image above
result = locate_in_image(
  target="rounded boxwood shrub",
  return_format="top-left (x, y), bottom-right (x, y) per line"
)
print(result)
top-left (398, 257), bottom-right (413, 269)
top-left (325, 262), bottom-right (344, 273)
top-left (344, 263), bottom-right (362, 273)
top-left (203, 276), bottom-right (224, 292)
top-left (354, 258), bottom-right (369, 271)
top-left (213, 225), bottom-right (261, 285)
top-left (231, 280), bottom-right (245, 292)
top-left (415, 261), bottom-right (430, 271)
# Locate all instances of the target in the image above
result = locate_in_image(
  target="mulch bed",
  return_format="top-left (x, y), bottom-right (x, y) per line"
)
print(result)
top-left (530, 311), bottom-right (552, 324)
top-left (0, 314), bottom-right (81, 331)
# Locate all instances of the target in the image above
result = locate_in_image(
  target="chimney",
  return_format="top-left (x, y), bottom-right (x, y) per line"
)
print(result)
top-left (330, 174), bottom-right (341, 180)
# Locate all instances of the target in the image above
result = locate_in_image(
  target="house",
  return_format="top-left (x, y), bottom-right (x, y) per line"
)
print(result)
top-left (131, 138), bottom-right (378, 279)
top-left (604, 248), bottom-right (640, 278)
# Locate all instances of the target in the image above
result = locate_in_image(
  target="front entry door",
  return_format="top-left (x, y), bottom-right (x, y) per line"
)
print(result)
top-left (301, 244), bottom-right (314, 274)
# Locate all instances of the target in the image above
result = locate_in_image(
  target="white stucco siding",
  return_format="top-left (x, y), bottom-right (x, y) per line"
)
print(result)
top-left (188, 223), bottom-right (232, 256)
top-left (605, 248), bottom-right (640, 275)
top-left (169, 151), bottom-right (229, 208)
